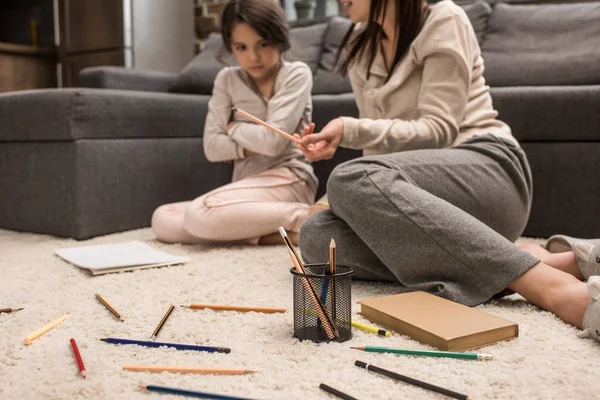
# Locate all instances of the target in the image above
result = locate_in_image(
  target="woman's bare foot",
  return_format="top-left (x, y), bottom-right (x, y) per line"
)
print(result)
top-left (258, 231), bottom-right (298, 246)
top-left (519, 242), bottom-right (582, 280)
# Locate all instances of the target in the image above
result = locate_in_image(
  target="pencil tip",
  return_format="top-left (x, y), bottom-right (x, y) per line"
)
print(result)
top-left (278, 226), bottom-right (287, 237)
top-left (16, 308), bottom-right (24, 311)
top-left (99, 338), bottom-right (108, 342)
top-left (231, 107), bottom-right (237, 112)
top-left (138, 384), bottom-right (147, 390)
top-left (330, 238), bottom-right (335, 246)
top-left (119, 317), bottom-right (124, 321)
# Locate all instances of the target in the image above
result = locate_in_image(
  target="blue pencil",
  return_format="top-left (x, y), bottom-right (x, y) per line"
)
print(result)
top-left (100, 338), bottom-right (230, 353)
top-left (140, 384), bottom-right (256, 400)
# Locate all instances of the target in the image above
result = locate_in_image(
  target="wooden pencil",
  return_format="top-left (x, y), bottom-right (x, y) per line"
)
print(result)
top-left (70, 338), bottom-right (87, 378)
top-left (124, 365), bottom-right (257, 375)
top-left (95, 293), bottom-right (124, 321)
top-left (181, 304), bottom-right (287, 313)
top-left (232, 107), bottom-right (300, 144)
top-left (150, 305), bottom-right (175, 341)
top-left (24, 313), bottom-right (69, 345)
top-left (355, 361), bottom-right (472, 400)
top-left (329, 238), bottom-right (336, 321)
top-left (0, 307), bottom-right (23, 314)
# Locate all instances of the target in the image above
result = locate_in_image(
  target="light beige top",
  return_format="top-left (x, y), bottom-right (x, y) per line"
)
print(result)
top-left (340, 0), bottom-right (516, 156)
top-left (203, 61), bottom-right (317, 191)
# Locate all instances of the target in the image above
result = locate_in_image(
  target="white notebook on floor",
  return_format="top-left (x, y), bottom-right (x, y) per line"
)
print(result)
top-left (54, 241), bottom-right (190, 275)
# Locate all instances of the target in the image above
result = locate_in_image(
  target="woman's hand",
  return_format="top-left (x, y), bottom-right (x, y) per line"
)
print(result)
top-left (294, 118), bottom-right (344, 162)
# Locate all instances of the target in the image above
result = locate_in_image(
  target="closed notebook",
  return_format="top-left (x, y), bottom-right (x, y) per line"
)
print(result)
top-left (358, 291), bottom-right (518, 351)
top-left (55, 241), bottom-right (189, 276)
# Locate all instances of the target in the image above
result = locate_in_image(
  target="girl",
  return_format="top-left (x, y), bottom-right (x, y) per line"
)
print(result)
top-left (152, 0), bottom-right (317, 246)
top-left (296, 0), bottom-right (600, 342)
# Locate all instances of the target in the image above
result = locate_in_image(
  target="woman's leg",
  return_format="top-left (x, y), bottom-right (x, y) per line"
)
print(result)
top-left (301, 135), bottom-right (537, 306)
top-left (184, 168), bottom-right (315, 243)
top-left (518, 243), bottom-right (582, 280)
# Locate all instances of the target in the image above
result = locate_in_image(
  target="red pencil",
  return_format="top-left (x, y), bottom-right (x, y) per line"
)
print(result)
top-left (70, 338), bottom-right (87, 379)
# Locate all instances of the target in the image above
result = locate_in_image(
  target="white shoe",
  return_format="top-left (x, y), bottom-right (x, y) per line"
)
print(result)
top-left (578, 276), bottom-right (600, 341)
top-left (546, 235), bottom-right (600, 280)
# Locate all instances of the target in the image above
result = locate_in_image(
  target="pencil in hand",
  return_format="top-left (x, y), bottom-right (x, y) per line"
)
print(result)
top-left (232, 107), bottom-right (301, 144)
top-left (70, 338), bottom-right (87, 379)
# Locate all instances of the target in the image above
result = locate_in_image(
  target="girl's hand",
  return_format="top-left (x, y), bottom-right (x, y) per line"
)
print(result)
top-left (226, 121), bottom-right (237, 133)
top-left (295, 118), bottom-right (344, 161)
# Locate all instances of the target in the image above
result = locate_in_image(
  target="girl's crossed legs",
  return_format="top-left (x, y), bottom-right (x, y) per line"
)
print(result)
top-left (151, 167), bottom-right (315, 245)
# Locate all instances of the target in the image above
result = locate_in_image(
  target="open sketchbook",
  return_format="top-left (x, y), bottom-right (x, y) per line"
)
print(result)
top-left (54, 241), bottom-right (190, 276)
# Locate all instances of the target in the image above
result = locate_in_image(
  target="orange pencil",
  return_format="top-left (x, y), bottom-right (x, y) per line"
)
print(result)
top-left (232, 107), bottom-right (301, 144)
top-left (123, 365), bottom-right (257, 375)
top-left (70, 338), bottom-right (87, 379)
top-left (181, 304), bottom-right (287, 314)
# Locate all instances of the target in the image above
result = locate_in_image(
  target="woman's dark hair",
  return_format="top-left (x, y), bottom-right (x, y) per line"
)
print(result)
top-left (220, 0), bottom-right (290, 54)
top-left (336, 0), bottom-right (430, 81)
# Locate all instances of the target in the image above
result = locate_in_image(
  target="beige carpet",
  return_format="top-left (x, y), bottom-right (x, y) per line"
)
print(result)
top-left (0, 228), bottom-right (598, 400)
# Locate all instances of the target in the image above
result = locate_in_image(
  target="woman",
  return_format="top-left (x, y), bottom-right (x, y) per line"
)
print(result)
top-left (296, 0), bottom-right (599, 342)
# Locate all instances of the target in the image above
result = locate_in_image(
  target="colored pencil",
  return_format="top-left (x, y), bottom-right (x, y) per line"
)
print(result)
top-left (100, 337), bottom-right (231, 353)
top-left (351, 322), bottom-right (391, 337)
top-left (124, 365), bottom-right (257, 374)
top-left (95, 293), bottom-right (124, 321)
top-left (139, 384), bottom-right (256, 400)
top-left (0, 307), bottom-right (24, 314)
top-left (329, 238), bottom-right (337, 320)
top-left (279, 227), bottom-right (338, 340)
top-left (150, 304), bottom-right (174, 340)
top-left (24, 313), bottom-right (69, 345)
top-left (352, 346), bottom-right (492, 360)
top-left (181, 304), bottom-right (287, 314)
top-left (232, 107), bottom-right (300, 144)
top-left (319, 383), bottom-right (359, 400)
top-left (70, 338), bottom-right (87, 378)
top-left (355, 361), bottom-right (472, 400)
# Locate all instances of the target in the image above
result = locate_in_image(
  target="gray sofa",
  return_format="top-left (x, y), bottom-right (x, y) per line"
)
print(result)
top-left (1, 0), bottom-right (599, 240)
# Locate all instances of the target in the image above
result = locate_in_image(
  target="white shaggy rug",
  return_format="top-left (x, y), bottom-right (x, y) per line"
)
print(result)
top-left (1, 228), bottom-right (598, 400)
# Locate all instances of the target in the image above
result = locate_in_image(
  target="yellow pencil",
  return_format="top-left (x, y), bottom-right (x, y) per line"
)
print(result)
top-left (150, 305), bottom-right (175, 341)
top-left (352, 320), bottom-right (391, 337)
top-left (24, 313), bottom-right (69, 345)
top-left (123, 365), bottom-right (258, 375)
top-left (181, 304), bottom-right (287, 314)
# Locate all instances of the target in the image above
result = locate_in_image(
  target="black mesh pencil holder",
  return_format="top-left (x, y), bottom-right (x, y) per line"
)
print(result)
top-left (290, 263), bottom-right (353, 343)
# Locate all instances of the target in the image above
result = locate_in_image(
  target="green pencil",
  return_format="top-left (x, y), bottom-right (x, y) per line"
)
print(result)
top-left (351, 346), bottom-right (493, 360)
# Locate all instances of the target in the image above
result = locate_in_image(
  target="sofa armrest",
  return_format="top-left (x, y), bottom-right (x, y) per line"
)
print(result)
top-left (79, 66), bottom-right (177, 92)
top-left (491, 85), bottom-right (600, 142)
top-left (0, 88), bottom-right (209, 141)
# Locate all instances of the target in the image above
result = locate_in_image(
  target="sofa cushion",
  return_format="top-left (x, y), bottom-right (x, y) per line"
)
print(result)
top-left (286, 22), bottom-right (329, 73)
top-left (170, 22), bottom-right (328, 95)
top-left (481, 1), bottom-right (600, 86)
top-left (169, 34), bottom-right (234, 95)
top-left (460, 0), bottom-right (493, 45)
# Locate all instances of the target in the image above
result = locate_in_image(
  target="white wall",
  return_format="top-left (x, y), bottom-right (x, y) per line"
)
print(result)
top-left (129, 0), bottom-right (195, 72)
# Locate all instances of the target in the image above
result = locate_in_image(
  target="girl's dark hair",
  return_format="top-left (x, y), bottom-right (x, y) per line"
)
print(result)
top-left (335, 0), bottom-right (430, 81)
top-left (220, 0), bottom-right (290, 54)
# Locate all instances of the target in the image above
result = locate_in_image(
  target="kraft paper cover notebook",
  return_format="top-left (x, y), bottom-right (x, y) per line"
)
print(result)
top-left (55, 241), bottom-right (190, 276)
top-left (358, 292), bottom-right (518, 351)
